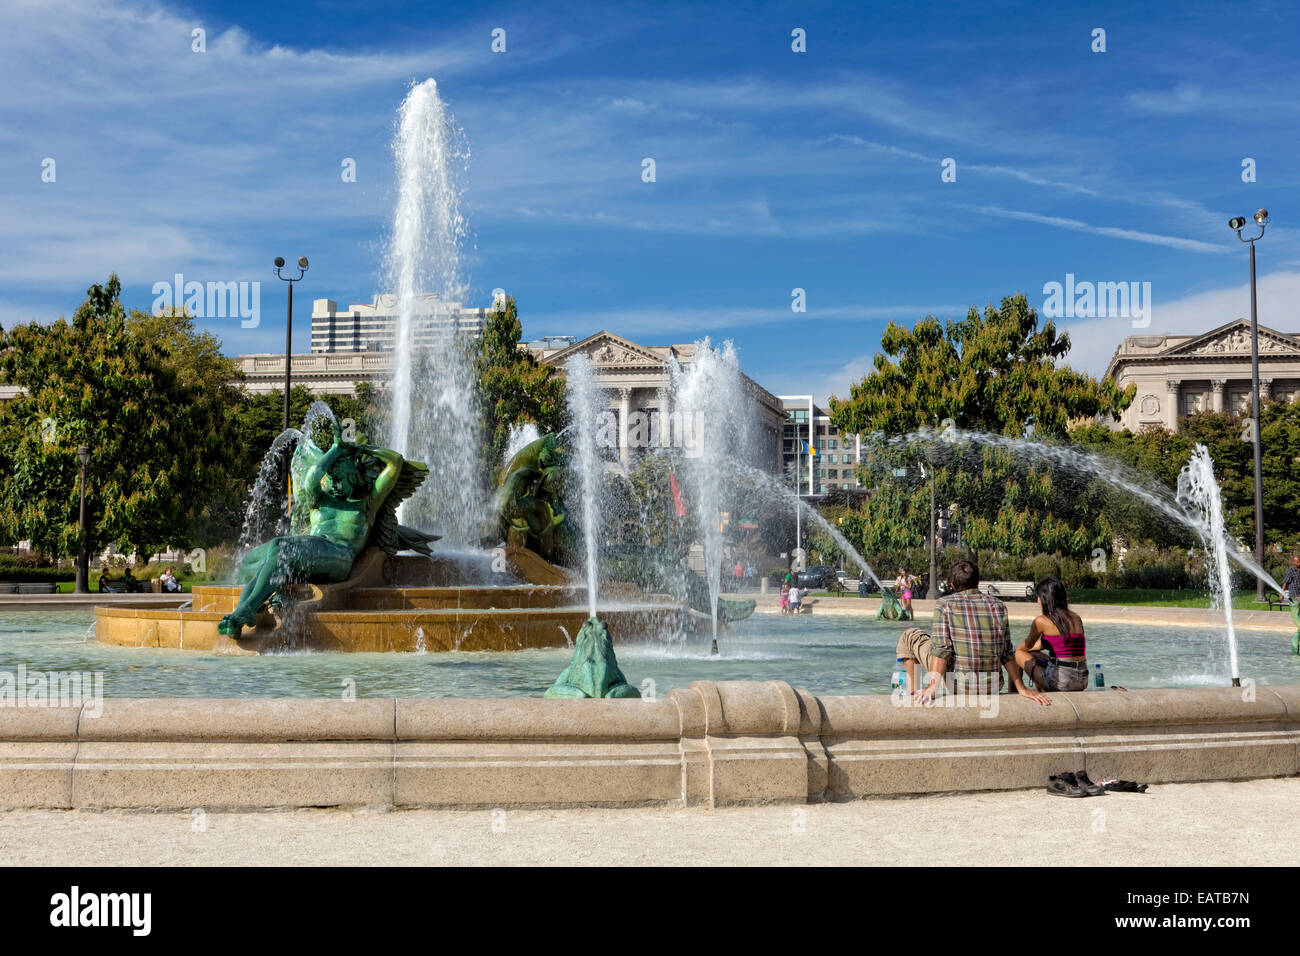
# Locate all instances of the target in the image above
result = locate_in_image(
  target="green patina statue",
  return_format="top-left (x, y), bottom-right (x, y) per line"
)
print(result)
top-left (545, 617), bottom-right (640, 699)
top-left (877, 587), bottom-right (911, 622)
top-left (218, 421), bottom-right (432, 639)
top-left (496, 433), bottom-right (574, 564)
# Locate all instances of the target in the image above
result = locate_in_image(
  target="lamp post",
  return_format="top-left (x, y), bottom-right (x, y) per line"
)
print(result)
top-left (1229, 210), bottom-right (1269, 601)
top-left (273, 256), bottom-right (309, 432)
top-left (75, 445), bottom-right (90, 594)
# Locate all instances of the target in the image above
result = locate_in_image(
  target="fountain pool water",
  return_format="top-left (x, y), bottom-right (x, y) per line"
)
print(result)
top-left (10, 609), bottom-right (1297, 698)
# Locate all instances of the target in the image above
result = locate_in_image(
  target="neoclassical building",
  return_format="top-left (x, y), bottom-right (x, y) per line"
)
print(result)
top-left (229, 329), bottom-right (785, 474)
top-left (1104, 318), bottom-right (1300, 432)
top-left (529, 331), bottom-right (785, 474)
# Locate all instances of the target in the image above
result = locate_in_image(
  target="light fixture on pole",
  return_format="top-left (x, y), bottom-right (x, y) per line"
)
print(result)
top-left (273, 255), bottom-right (309, 432)
top-left (1229, 210), bottom-right (1269, 601)
top-left (75, 445), bottom-right (91, 594)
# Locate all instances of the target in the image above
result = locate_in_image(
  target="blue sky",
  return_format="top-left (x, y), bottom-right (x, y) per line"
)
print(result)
top-left (3, 0), bottom-right (1299, 402)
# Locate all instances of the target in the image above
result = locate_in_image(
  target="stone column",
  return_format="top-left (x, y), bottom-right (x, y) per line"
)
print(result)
top-left (1166, 379), bottom-right (1181, 432)
top-left (1211, 379), bottom-right (1226, 413)
top-left (1260, 379), bottom-right (1272, 402)
top-left (618, 387), bottom-right (632, 464)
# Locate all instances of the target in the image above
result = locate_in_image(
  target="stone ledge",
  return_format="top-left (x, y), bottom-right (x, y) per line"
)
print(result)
top-left (0, 683), bottom-right (1295, 809)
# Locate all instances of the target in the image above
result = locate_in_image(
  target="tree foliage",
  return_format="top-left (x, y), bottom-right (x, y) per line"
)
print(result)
top-left (828, 294), bottom-right (1134, 562)
top-left (474, 296), bottom-right (565, 470)
top-left (0, 276), bottom-right (234, 558)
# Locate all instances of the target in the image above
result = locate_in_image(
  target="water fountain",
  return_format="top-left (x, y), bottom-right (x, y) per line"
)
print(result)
top-left (93, 80), bottom-right (708, 658)
top-left (670, 339), bottom-right (755, 645)
top-left (544, 356), bottom-right (639, 698)
top-left (1178, 445), bottom-right (1242, 684)
top-left (384, 78), bottom-right (483, 546)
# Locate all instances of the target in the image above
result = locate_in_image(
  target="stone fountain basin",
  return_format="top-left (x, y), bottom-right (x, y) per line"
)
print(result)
top-left (92, 546), bottom-right (710, 654)
top-left (93, 598), bottom-right (705, 654)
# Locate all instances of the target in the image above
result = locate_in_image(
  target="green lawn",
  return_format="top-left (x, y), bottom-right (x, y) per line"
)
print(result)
top-left (805, 587), bottom-right (1292, 610)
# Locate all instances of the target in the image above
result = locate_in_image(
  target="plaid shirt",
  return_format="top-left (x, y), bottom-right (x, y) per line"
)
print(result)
top-left (931, 588), bottom-right (1013, 688)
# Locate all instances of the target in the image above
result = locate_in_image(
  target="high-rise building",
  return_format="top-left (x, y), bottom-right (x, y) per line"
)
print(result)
top-left (779, 396), bottom-right (864, 497)
top-left (309, 291), bottom-right (504, 353)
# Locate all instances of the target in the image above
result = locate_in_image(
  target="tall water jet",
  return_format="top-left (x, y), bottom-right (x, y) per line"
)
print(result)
top-left (544, 355), bottom-right (639, 699)
top-left (1177, 445), bottom-right (1241, 684)
top-left (383, 78), bottom-right (482, 545)
top-left (670, 339), bottom-right (754, 642)
top-left (565, 355), bottom-right (601, 617)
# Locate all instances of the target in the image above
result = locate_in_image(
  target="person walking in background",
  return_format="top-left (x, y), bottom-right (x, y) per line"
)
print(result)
top-left (895, 559), bottom-right (1048, 705)
top-left (1013, 577), bottom-right (1089, 692)
top-left (1283, 555), bottom-right (1300, 603)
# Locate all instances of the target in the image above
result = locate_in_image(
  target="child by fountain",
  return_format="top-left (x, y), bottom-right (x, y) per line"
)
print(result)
top-left (779, 581), bottom-right (790, 615)
top-left (1013, 577), bottom-right (1089, 692)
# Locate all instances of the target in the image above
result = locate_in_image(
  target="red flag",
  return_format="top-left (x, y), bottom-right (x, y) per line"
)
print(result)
top-left (669, 468), bottom-right (687, 518)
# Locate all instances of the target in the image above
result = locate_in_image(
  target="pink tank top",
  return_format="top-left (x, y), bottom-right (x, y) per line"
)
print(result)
top-left (1041, 630), bottom-right (1085, 659)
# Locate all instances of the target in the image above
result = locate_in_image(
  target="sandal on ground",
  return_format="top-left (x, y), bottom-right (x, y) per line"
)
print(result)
top-left (1047, 774), bottom-right (1087, 797)
top-left (1101, 779), bottom-right (1148, 793)
top-left (1073, 770), bottom-right (1107, 796)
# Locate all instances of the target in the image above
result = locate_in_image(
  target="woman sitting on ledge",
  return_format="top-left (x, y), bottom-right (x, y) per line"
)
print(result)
top-left (1015, 577), bottom-right (1089, 692)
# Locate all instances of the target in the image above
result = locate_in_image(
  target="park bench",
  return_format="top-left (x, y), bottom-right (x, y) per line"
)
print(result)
top-left (1267, 592), bottom-right (1293, 612)
top-left (14, 582), bottom-right (56, 594)
top-left (979, 581), bottom-right (1036, 600)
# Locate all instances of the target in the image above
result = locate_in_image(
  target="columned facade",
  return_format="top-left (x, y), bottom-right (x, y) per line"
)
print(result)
top-left (1105, 319), bottom-right (1300, 432)
top-left (531, 332), bottom-right (785, 476)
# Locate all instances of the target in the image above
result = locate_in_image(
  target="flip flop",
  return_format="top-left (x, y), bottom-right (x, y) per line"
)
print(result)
top-left (1101, 779), bottom-right (1148, 793)
top-left (1047, 774), bottom-right (1087, 797)
top-left (1073, 770), bottom-right (1107, 796)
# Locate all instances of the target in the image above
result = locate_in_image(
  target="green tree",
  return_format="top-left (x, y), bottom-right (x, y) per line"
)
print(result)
top-left (0, 276), bottom-right (233, 580)
top-left (829, 294), bottom-right (1133, 563)
top-left (475, 296), bottom-right (565, 470)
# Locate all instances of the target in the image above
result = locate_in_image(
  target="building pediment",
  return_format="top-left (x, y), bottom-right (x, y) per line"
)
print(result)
top-left (543, 331), bottom-right (668, 370)
top-left (1162, 319), bottom-right (1300, 358)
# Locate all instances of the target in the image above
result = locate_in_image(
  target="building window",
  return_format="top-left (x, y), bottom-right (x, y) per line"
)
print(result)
top-left (1183, 392), bottom-right (1207, 417)
top-left (828, 469), bottom-right (838, 479)
top-left (1230, 391), bottom-right (1251, 415)
top-left (828, 439), bottom-right (837, 450)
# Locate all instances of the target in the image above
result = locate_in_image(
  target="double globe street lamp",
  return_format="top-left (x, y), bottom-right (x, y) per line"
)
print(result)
top-left (1228, 210), bottom-right (1269, 601)
top-left (273, 256), bottom-right (309, 432)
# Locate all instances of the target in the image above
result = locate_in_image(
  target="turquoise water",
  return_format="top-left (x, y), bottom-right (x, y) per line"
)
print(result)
top-left (0, 609), bottom-right (1297, 698)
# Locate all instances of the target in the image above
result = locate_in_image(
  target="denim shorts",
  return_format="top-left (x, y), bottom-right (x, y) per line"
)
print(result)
top-left (1030, 656), bottom-right (1088, 692)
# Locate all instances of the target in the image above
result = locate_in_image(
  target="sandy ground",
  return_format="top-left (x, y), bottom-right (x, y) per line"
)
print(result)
top-left (2, 778), bottom-right (1296, 866)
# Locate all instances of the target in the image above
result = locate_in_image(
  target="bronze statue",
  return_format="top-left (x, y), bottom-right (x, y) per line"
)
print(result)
top-left (218, 421), bottom-right (432, 639)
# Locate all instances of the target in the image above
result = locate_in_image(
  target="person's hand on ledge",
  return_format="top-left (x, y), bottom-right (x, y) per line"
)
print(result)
top-left (1017, 685), bottom-right (1051, 706)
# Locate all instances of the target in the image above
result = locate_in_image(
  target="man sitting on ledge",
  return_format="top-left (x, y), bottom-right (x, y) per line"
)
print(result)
top-left (896, 559), bottom-right (1049, 706)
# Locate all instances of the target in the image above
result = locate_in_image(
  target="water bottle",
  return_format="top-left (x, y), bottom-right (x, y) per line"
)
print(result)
top-left (1094, 663), bottom-right (1105, 688)
top-left (891, 657), bottom-right (906, 691)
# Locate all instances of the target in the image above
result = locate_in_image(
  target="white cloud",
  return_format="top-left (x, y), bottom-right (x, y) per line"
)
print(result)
top-left (1059, 270), bottom-right (1300, 376)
